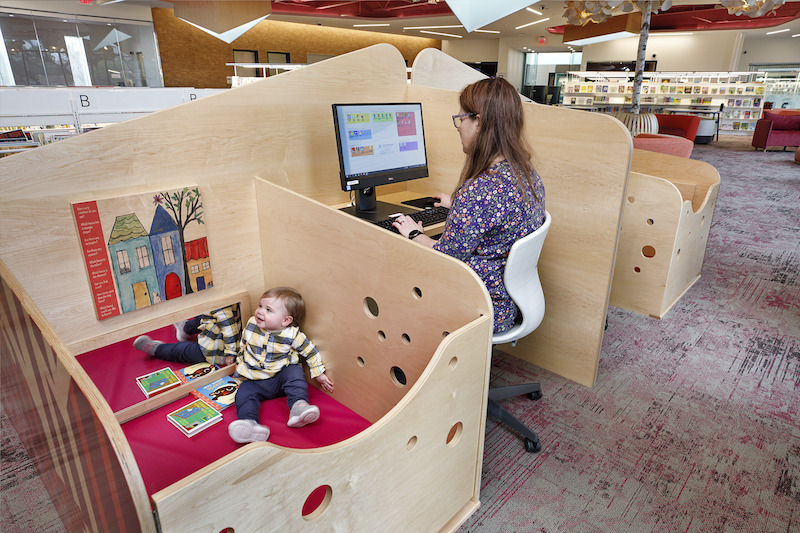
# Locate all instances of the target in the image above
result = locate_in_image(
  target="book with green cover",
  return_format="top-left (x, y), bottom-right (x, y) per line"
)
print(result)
top-left (167, 398), bottom-right (223, 437)
top-left (136, 367), bottom-right (181, 398)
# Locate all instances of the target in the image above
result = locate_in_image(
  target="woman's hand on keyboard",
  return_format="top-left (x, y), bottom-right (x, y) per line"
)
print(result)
top-left (432, 193), bottom-right (451, 209)
top-left (392, 215), bottom-right (424, 238)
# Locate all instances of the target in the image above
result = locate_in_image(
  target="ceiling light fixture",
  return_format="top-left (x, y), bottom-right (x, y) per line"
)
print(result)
top-left (526, 7), bottom-right (543, 15)
top-left (474, 29), bottom-right (501, 33)
top-left (515, 18), bottom-right (550, 30)
top-left (765, 28), bottom-right (790, 35)
top-left (403, 25), bottom-right (463, 30)
top-left (420, 30), bottom-right (463, 38)
top-left (792, 33), bottom-right (800, 37)
top-left (353, 23), bottom-right (390, 27)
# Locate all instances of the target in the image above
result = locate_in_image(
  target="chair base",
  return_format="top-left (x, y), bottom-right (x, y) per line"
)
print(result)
top-left (487, 383), bottom-right (542, 453)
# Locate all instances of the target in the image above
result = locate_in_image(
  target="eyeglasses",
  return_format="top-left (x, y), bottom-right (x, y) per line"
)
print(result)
top-left (452, 112), bottom-right (477, 128)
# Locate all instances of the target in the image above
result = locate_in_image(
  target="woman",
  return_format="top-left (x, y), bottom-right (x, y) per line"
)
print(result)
top-left (393, 77), bottom-right (546, 333)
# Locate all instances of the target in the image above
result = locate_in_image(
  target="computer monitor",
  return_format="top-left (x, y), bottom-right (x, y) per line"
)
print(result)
top-left (332, 102), bottom-right (429, 220)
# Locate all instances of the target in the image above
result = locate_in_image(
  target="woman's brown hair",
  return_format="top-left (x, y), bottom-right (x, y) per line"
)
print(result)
top-left (455, 77), bottom-right (538, 202)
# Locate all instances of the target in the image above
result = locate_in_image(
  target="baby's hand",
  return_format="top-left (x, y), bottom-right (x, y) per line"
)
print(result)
top-left (315, 373), bottom-right (334, 393)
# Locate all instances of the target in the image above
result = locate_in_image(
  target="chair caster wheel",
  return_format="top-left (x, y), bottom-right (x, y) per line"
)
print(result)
top-left (528, 390), bottom-right (542, 401)
top-left (524, 438), bottom-right (541, 453)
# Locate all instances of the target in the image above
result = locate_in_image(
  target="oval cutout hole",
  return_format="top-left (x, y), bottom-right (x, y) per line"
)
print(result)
top-left (302, 485), bottom-right (332, 521)
top-left (446, 422), bottom-right (463, 447)
top-left (363, 297), bottom-right (379, 318)
top-left (378, 330), bottom-right (386, 341)
top-left (413, 287), bottom-right (422, 299)
top-left (391, 366), bottom-right (407, 387)
top-left (219, 529), bottom-right (234, 533)
top-left (627, 196), bottom-right (635, 203)
top-left (449, 357), bottom-right (458, 370)
top-left (407, 436), bottom-right (418, 450)
top-left (356, 356), bottom-right (365, 367)
top-left (442, 331), bottom-right (450, 338)
top-left (401, 333), bottom-right (411, 344)
top-left (634, 266), bottom-right (641, 273)
top-left (642, 245), bottom-right (656, 258)
top-left (646, 218), bottom-right (654, 225)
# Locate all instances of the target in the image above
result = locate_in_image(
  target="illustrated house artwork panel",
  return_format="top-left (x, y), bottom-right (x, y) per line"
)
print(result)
top-left (71, 186), bottom-right (211, 320)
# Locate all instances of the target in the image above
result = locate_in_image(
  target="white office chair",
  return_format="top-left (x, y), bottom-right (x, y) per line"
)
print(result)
top-left (488, 211), bottom-right (551, 453)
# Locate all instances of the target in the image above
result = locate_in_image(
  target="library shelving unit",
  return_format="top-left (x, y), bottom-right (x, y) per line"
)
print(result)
top-left (559, 71), bottom-right (767, 135)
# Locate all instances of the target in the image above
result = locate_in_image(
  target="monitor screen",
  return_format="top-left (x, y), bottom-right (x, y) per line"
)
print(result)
top-left (332, 102), bottom-right (429, 216)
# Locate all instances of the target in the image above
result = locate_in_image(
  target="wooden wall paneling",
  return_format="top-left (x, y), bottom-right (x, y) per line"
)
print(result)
top-left (152, 314), bottom-right (493, 533)
top-left (254, 179), bottom-right (492, 424)
top-left (152, 8), bottom-right (440, 88)
top-left (1, 263), bottom-right (154, 533)
top-left (410, 50), bottom-right (632, 387)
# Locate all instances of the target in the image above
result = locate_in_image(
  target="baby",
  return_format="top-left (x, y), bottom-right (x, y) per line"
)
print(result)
top-left (228, 287), bottom-right (334, 443)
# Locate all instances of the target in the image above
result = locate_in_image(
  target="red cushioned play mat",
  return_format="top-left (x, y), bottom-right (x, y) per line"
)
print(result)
top-left (77, 326), bottom-right (371, 496)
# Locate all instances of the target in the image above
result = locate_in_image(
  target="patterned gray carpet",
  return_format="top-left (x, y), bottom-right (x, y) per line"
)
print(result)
top-left (459, 136), bottom-right (799, 532)
top-left (1, 136), bottom-right (797, 533)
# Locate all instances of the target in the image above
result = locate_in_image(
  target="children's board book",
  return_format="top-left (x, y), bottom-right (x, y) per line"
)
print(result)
top-left (167, 399), bottom-right (223, 437)
top-left (136, 367), bottom-right (181, 398)
top-left (177, 362), bottom-right (219, 383)
top-left (190, 376), bottom-right (241, 411)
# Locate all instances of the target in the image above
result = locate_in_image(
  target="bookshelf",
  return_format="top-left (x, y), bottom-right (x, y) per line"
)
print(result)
top-left (560, 71), bottom-right (767, 135)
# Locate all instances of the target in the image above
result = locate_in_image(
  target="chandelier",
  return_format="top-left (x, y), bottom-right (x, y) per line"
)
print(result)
top-left (718, 0), bottom-right (786, 17)
top-left (563, 1), bottom-right (673, 26)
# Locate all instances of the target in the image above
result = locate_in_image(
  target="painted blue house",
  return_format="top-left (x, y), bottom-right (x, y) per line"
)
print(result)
top-left (108, 213), bottom-right (159, 313)
top-left (148, 205), bottom-right (185, 302)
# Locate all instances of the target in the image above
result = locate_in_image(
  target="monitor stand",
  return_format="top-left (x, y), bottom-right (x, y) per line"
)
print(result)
top-left (340, 187), bottom-right (417, 222)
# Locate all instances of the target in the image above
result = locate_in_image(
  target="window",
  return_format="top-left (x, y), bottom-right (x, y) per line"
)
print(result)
top-left (267, 51), bottom-right (290, 76)
top-left (136, 245), bottom-right (150, 268)
top-left (190, 264), bottom-right (200, 275)
top-left (233, 49), bottom-right (259, 77)
top-left (202, 261), bottom-right (211, 270)
top-left (0, 9), bottom-right (162, 87)
top-left (116, 249), bottom-right (131, 274)
top-left (161, 235), bottom-right (175, 265)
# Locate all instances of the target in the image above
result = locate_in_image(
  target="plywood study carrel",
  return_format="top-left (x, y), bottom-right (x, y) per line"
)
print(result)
top-left (610, 150), bottom-right (720, 318)
top-left (0, 45), bottom-right (632, 532)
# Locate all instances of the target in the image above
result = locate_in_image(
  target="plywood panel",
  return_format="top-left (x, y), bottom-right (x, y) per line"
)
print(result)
top-left (0, 44), bottom-right (410, 351)
top-left (409, 50), bottom-right (632, 387)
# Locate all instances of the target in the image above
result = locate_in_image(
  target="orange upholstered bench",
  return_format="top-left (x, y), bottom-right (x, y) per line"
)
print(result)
top-left (633, 133), bottom-right (694, 158)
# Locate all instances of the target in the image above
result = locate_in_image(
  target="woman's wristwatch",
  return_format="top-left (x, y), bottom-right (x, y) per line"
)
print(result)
top-left (407, 229), bottom-right (423, 240)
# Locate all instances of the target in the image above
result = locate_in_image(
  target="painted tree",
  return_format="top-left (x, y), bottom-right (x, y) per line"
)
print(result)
top-left (154, 187), bottom-right (204, 294)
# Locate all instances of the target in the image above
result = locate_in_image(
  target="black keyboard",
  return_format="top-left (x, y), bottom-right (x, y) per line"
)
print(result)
top-left (373, 206), bottom-right (450, 232)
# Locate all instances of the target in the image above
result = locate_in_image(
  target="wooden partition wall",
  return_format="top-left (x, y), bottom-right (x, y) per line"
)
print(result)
top-left (0, 44), bottom-right (634, 531)
top-left (410, 48), bottom-right (632, 387)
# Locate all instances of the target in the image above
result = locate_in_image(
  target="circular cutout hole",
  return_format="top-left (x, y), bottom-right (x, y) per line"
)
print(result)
top-left (634, 266), bottom-right (641, 273)
top-left (449, 357), bottom-right (458, 370)
top-left (700, 215), bottom-right (706, 228)
top-left (412, 287), bottom-right (422, 299)
top-left (302, 485), bottom-right (332, 521)
top-left (401, 333), bottom-right (411, 344)
top-left (219, 529), bottom-right (234, 533)
top-left (642, 245), bottom-right (656, 258)
top-left (646, 218), bottom-right (654, 225)
top-left (442, 331), bottom-right (450, 338)
top-left (363, 297), bottom-right (379, 318)
top-left (407, 436), bottom-right (418, 450)
top-left (676, 248), bottom-right (681, 259)
top-left (378, 330), bottom-right (386, 341)
top-left (356, 356), bottom-right (365, 367)
top-left (446, 422), bottom-right (463, 447)
top-left (627, 196), bottom-right (635, 203)
top-left (391, 366), bottom-right (407, 387)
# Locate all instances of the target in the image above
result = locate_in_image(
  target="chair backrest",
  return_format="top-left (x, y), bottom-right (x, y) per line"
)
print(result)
top-left (492, 211), bottom-right (551, 345)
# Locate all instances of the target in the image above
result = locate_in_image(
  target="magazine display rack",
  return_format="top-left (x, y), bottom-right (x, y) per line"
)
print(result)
top-left (0, 45), bottom-right (632, 532)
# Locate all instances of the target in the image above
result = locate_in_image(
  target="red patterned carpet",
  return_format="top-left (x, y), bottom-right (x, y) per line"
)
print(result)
top-left (2, 136), bottom-right (798, 533)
